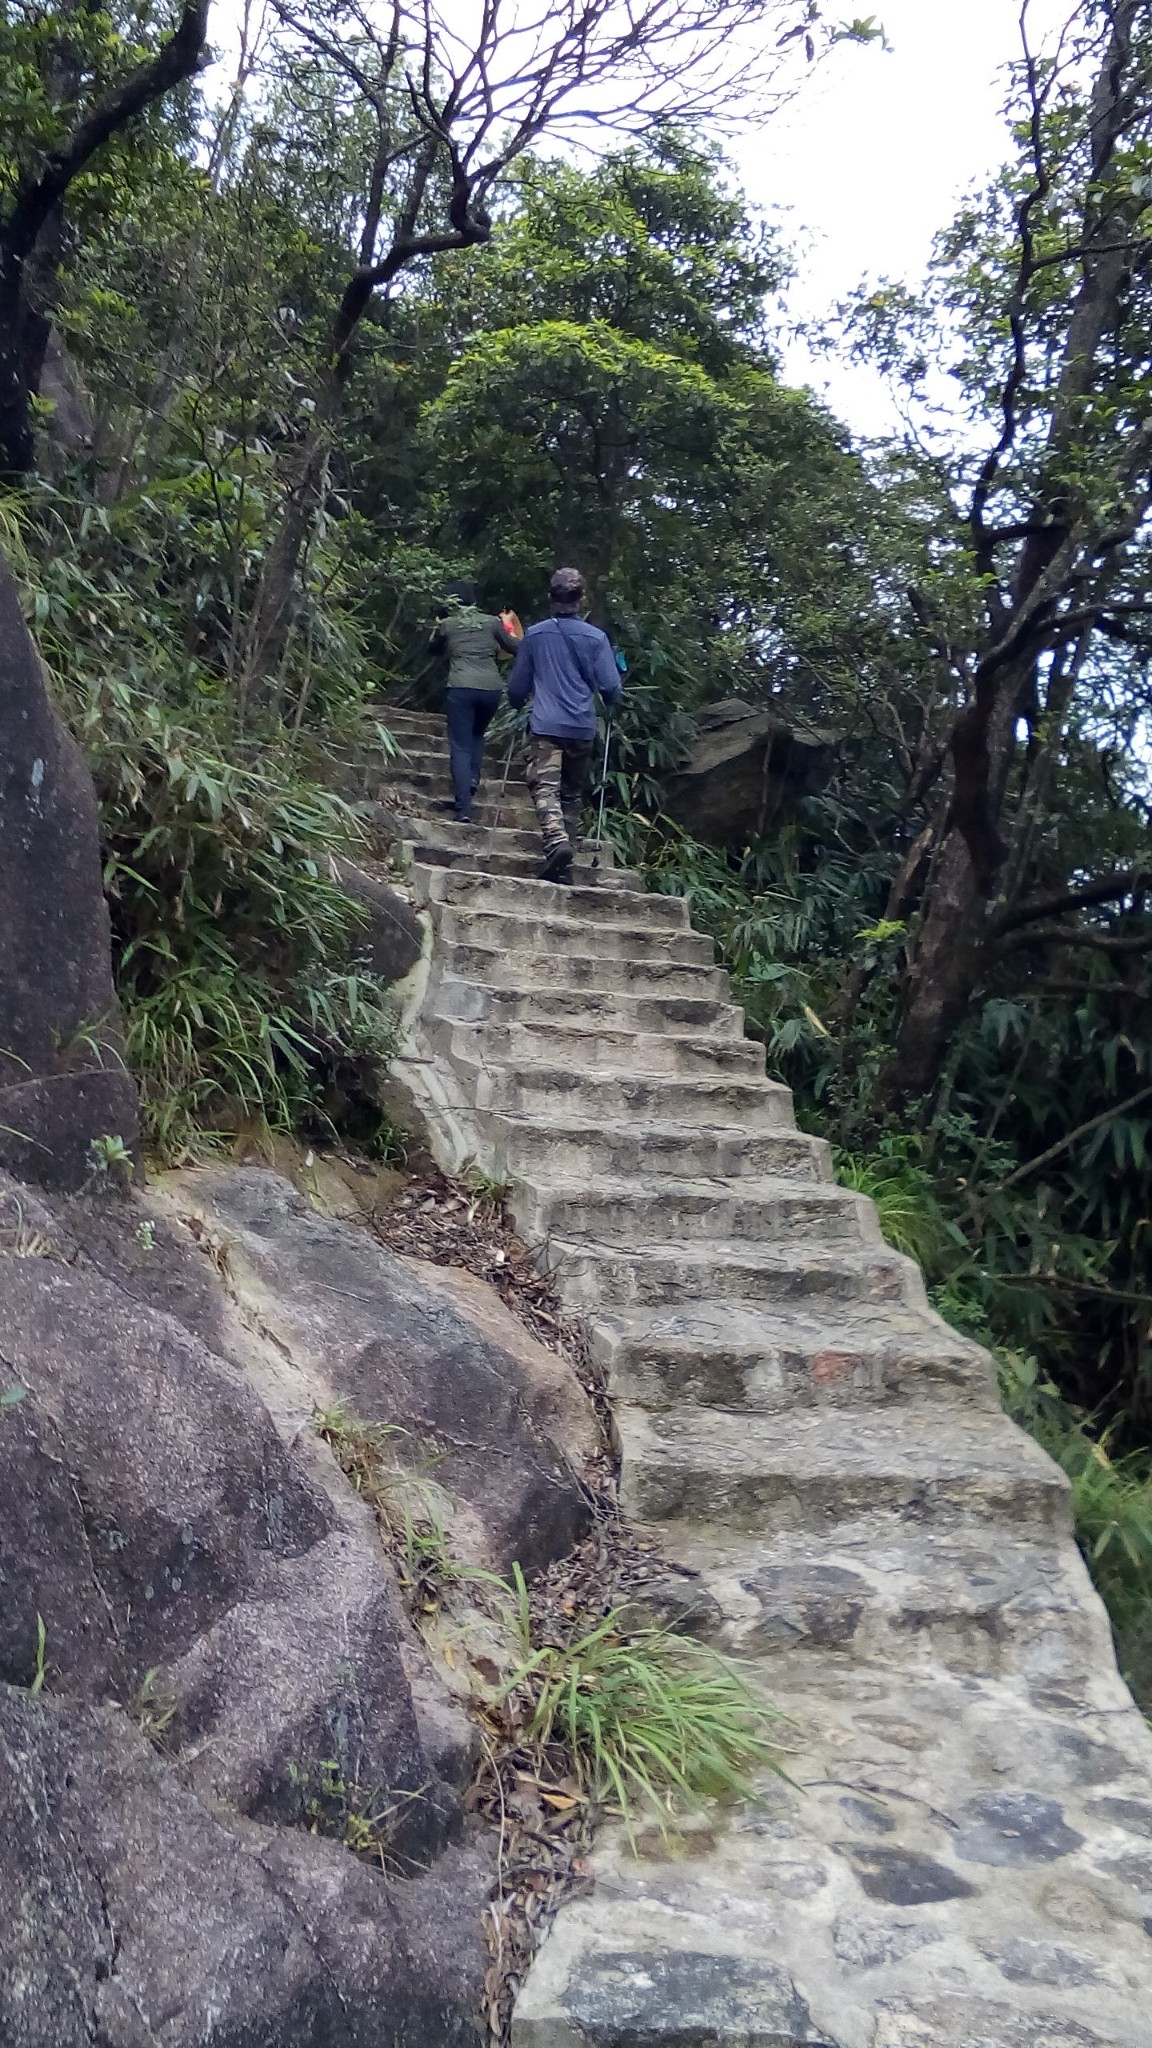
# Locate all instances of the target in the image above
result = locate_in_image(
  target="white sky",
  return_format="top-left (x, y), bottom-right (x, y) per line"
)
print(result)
top-left (205, 0), bottom-right (1072, 439)
top-left (738, 0), bottom-right (1068, 435)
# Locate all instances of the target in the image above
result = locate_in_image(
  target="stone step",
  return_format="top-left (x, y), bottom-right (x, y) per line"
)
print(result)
top-left (587, 1297), bottom-right (995, 1412)
top-left (419, 865), bottom-right (687, 930)
top-left (436, 941), bottom-right (729, 1003)
top-left (377, 760), bottom-right (523, 801)
top-left (616, 1401), bottom-right (1072, 1538)
top-left (479, 1112), bottom-right (827, 1185)
top-left (375, 706), bottom-right (443, 736)
top-left (407, 840), bottom-right (641, 888)
top-left (397, 814), bottom-right (621, 870)
top-left (387, 787), bottom-right (541, 831)
top-left (448, 1019), bottom-right (765, 1081)
top-left (517, 1174), bottom-right (878, 1251)
top-left (432, 977), bottom-right (745, 1043)
top-left (512, 1647), bottom-right (1152, 2048)
top-left (452, 1060), bottom-right (794, 1132)
top-left (433, 905), bottom-right (716, 968)
top-left (546, 1234), bottom-right (918, 1312)
top-left (648, 1513), bottom-right (1111, 1680)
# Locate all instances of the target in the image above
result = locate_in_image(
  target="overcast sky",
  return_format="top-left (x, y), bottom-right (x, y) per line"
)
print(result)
top-left (740, 0), bottom-right (1068, 435)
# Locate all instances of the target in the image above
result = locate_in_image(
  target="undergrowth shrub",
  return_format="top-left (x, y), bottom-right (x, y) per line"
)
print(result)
top-left (4, 486), bottom-right (399, 1158)
top-left (999, 1352), bottom-right (1152, 1708)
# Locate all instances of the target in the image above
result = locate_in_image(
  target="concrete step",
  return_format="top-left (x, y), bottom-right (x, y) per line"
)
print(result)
top-left (518, 1175), bottom-right (878, 1251)
top-left (545, 1234), bottom-right (918, 1312)
top-left (447, 1019), bottom-right (765, 1081)
top-left (617, 1401), bottom-right (1072, 1538)
top-left (478, 1112), bottom-right (827, 1184)
top-left (419, 865), bottom-right (687, 930)
top-left (407, 840), bottom-right (642, 889)
top-left (452, 1059), bottom-right (793, 1131)
top-left (650, 1513), bottom-right (1110, 1680)
top-left (375, 706), bottom-right (443, 736)
top-left (432, 977), bottom-right (745, 1042)
top-left (436, 941), bottom-right (730, 1003)
top-left (433, 905), bottom-right (716, 967)
top-left (398, 813), bottom-right (621, 870)
top-left (376, 760), bottom-right (521, 800)
top-left (512, 1643), bottom-right (1152, 2048)
top-left (387, 787), bottom-right (541, 831)
top-left (587, 1297), bottom-right (995, 1412)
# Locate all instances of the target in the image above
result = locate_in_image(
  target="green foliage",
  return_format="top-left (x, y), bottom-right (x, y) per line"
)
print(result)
top-left (834, 1137), bottom-right (960, 1270)
top-left (999, 1353), bottom-right (1152, 1709)
top-left (28, 1614), bottom-right (47, 1697)
top-left (501, 1566), bottom-right (790, 1837)
top-left (286, 1757), bottom-right (423, 1874)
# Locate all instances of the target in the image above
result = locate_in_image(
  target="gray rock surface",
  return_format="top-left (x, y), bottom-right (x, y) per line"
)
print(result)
top-left (661, 697), bottom-right (835, 846)
top-left (0, 1685), bottom-right (489, 2048)
top-left (0, 549), bottom-right (138, 1187)
top-left (0, 1157), bottom-right (595, 2042)
top-left (378, 708), bottom-right (1152, 2048)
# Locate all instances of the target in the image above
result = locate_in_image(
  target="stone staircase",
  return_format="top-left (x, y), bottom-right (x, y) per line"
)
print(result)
top-left (379, 707), bottom-right (1152, 2048)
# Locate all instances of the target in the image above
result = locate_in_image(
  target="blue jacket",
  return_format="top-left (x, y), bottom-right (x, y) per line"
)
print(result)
top-left (507, 615), bottom-right (622, 741)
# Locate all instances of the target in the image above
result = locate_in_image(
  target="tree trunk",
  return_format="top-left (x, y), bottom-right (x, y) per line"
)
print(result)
top-left (885, 653), bottom-right (1034, 1101)
top-left (239, 415), bottom-right (332, 709)
top-left (884, 826), bottom-right (987, 1102)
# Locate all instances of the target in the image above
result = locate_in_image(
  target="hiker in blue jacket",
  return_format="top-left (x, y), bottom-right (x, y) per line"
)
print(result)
top-left (507, 567), bottom-right (622, 884)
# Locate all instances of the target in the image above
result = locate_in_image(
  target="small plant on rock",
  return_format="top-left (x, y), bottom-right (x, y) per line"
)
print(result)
top-left (87, 1132), bottom-right (134, 1188)
top-left (287, 1758), bottom-right (427, 1874)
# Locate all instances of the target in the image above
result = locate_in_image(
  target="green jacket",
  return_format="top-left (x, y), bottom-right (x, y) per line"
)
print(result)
top-left (430, 609), bottom-right (520, 692)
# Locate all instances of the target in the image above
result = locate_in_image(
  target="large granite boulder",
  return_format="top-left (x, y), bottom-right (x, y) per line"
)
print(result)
top-left (662, 698), bottom-right (836, 847)
top-left (0, 1158), bottom-right (600, 2042)
top-left (0, 550), bottom-right (138, 1186)
top-left (0, 1685), bottom-right (487, 2048)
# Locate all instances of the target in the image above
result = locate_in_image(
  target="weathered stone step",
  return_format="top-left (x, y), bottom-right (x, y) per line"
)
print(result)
top-left (388, 788), bottom-right (541, 831)
top-left (378, 760), bottom-right (519, 800)
top-left (513, 1646), bottom-right (1152, 2048)
top-left (398, 813), bottom-right (621, 869)
top-left (375, 705), bottom-right (442, 736)
top-left (454, 1060), bottom-right (793, 1131)
top-left (480, 1112), bottom-right (827, 1185)
top-left (548, 1234), bottom-right (916, 1311)
top-left (420, 866), bottom-right (687, 930)
top-left (588, 1296), bottom-right (994, 1412)
top-left (432, 977), bottom-right (745, 1042)
top-left (617, 1401), bottom-right (1072, 1537)
top-left (449, 1019), bottom-right (765, 1081)
top-left (407, 840), bottom-right (642, 888)
top-left (518, 1174), bottom-right (876, 1250)
top-left (437, 940), bottom-right (729, 1002)
top-left (433, 905), bottom-right (716, 967)
top-left (650, 1513), bottom-right (1110, 1680)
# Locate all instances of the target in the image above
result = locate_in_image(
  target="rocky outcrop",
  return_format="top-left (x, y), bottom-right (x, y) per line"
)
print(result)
top-left (0, 550), bottom-right (138, 1187)
top-left (661, 697), bottom-right (835, 845)
top-left (379, 708), bottom-right (1152, 2048)
top-left (0, 1161), bottom-right (597, 2045)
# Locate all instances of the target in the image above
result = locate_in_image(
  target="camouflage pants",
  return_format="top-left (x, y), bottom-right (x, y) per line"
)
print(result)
top-left (525, 734), bottom-right (592, 855)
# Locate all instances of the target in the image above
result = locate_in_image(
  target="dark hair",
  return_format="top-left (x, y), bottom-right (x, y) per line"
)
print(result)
top-left (549, 566), bottom-right (584, 606)
top-left (437, 579), bottom-right (476, 615)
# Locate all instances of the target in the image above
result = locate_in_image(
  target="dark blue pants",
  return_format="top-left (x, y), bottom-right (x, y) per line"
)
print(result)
top-left (445, 688), bottom-right (501, 820)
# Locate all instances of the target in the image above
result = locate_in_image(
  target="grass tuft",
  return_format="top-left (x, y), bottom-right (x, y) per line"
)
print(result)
top-left (500, 1565), bottom-right (790, 1838)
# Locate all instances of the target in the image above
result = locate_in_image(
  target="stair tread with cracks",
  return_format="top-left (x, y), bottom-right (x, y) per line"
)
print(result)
top-left (376, 706), bottom-right (1152, 2048)
top-left (585, 1295), bottom-right (994, 1409)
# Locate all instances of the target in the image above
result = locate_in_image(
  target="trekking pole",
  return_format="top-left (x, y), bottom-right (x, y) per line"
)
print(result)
top-left (492, 721), bottom-right (519, 832)
top-left (591, 715), bottom-right (613, 873)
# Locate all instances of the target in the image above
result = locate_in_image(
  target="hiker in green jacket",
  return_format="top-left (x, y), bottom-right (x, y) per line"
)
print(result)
top-left (429, 582), bottom-right (522, 822)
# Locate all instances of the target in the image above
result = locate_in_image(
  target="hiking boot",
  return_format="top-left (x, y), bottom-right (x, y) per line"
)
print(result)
top-left (541, 843), bottom-right (574, 886)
